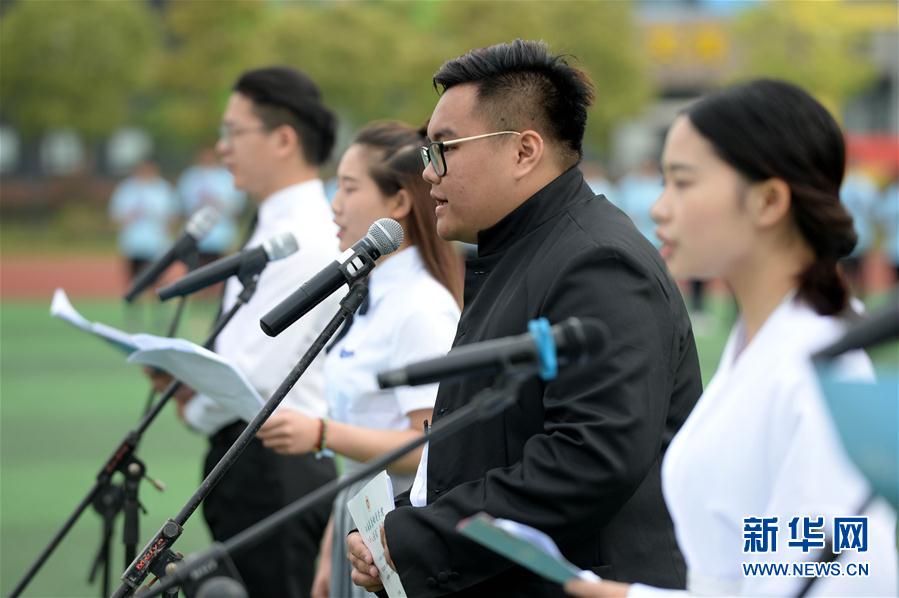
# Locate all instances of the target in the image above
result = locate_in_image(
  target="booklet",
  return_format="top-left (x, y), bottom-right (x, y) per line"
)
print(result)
top-left (346, 471), bottom-right (408, 598)
top-left (457, 513), bottom-right (601, 585)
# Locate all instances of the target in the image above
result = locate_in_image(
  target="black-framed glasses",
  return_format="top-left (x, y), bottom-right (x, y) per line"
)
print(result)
top-left (420, 131), bottom-right (520, 177)
top-left (218, 124), bottom-right (268, 144)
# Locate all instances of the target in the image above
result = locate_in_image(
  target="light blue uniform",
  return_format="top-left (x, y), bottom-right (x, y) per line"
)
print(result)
top-left (108, 176), bottom-right (180, 260)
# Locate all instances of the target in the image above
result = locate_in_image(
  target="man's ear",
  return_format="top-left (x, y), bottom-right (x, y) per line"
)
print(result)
top-left (273, 124), bottom-right (302, 160)
top-left (512, 130), bottom-right (544, 180)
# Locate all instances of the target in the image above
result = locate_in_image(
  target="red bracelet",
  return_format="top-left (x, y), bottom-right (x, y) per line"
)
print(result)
top-left (315, 418), bottom-right (325, 451)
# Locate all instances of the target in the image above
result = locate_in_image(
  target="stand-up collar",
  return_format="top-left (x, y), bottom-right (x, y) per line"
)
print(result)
top-left (476, 166), bottom-right (592, 257)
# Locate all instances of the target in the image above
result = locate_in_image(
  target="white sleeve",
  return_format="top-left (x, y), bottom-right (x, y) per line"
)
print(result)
top-left (389, 300), bottom-right (459, 415)
top-left (742, 359), bottom-right (897, 596)
top-left (182, 394), bottom-right (237, 437)
top-left (627, 584), bottom-right (687, 598)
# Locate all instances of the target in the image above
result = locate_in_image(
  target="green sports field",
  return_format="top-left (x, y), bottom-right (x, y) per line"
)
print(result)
top-left (1, 298), bottom-right (218, 598)
top-left (1, 294), bottom-right (895, 597)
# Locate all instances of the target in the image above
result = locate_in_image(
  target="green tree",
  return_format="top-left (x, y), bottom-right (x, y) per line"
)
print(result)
top-left (254, 1), bottom-right (649, 154)
top-left (146, 0), bottom-right (270, 148)
top-left (730, 1), bottom-right (883, 113)
top-left (257, 2), bottom-right (447, 131)
top-left (432, 1), bottom-right (652, 153)
top-left (0, 0), bottom-right (161, 140)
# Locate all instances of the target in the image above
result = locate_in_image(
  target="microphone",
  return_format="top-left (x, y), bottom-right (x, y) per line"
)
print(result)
top-left (157, 233), bottom-right (299, 300)
top-left (124, 206), bottom-right (220, 303)
top-left (813, 298), bottom-right (899, 361)
top-left (377, 317), bottom-right (609, 389)
top-left (259, 218), bottom-right (404, 337)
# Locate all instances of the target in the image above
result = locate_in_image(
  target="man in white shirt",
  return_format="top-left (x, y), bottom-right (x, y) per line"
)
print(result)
top-left (158, 66), bottom-right (341, 598)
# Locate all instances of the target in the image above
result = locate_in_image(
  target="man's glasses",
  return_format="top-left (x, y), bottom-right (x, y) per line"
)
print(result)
top-left (420, 131), bottom-right (520, 177)
top-left (218, 124), bottom-right (268, 144)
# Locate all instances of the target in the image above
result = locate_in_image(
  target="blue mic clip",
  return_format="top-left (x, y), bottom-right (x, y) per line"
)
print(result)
top-left (528, 317), bottom-right (558, 381)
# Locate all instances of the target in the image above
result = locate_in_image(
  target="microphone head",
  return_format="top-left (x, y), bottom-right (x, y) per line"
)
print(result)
top-left (367, 218), bottom-right (404, 256)
top-left (262, 232), bottom-right (299, 261)
top-left (185, 206), bottom-right (221, 239)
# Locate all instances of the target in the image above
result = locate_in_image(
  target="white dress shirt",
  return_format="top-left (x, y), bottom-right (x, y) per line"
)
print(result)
top-left (184, 179), bottom-right (340, 436)
top-left (323, 246), bottom-right (459, 431)
top-left (630, 293), bottom-right (898, 597)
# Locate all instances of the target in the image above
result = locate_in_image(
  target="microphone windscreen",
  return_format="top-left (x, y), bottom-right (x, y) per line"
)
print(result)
top-left (368, 218), bottom-right (404, 255)
top-left (262, 232), bottom-right (299, 261)
top-left (185, 206), bottom-right (221, 239)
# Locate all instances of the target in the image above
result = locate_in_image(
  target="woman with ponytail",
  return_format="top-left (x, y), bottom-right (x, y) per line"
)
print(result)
top-left (257, 121), bottom-right (462, 598)
top-left (567, 80), bottom-right (897, 597)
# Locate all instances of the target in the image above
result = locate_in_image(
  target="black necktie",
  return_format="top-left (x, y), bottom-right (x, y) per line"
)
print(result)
top-left (325, 284), bottom-right (370, 353)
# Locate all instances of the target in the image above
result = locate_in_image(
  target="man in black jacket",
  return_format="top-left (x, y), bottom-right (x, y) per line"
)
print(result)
top-left (348, 39), bottom-right (702, 597)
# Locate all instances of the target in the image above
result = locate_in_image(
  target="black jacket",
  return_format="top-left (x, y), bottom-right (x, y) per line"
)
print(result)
top-left (384, 167), bottom-right (702, 596)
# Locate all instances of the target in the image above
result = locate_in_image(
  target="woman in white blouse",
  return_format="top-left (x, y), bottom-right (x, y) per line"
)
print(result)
top-left (567, 80), bottom-right (897, 597)
top-left (257, 121), bottom-right (463, 598)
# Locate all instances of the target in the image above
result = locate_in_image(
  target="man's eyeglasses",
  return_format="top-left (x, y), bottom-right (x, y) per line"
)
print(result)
top-left (420, 131), bottom-right (520, 177)
top-left (218, 124), bottom-right (268, 144)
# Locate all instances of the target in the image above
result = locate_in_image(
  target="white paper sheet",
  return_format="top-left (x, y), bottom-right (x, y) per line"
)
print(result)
top-left (346, 471), bottom-right (408, 598)
top-left (127, 334), bottom-right (265, 424)
top-left (50, 288), bottom-right (137, 354)
top-left (50, 288), bottom-right (264, 423)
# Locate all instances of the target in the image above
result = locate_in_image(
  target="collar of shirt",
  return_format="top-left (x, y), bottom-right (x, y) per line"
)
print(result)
top-left (366, 246), bottom-right (425, 310)
top-left (256, 179), bottom-right (327, 232)
top-left (475, 165), bottom-right (593, 257)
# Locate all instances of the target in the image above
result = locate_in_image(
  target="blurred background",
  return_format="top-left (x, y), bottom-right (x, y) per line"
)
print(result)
top-left (1, 1), bottom-right (897, 596)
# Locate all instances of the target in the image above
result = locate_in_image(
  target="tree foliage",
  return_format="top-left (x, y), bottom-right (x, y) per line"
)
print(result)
top-left (0, 0), bottom-right (650, 153)
top-left (0, 0), bottom-right (161, 140)
top-left (730, 1), bottom-right (881, 112)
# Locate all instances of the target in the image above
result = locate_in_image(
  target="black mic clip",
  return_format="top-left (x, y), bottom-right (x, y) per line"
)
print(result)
top-left (159, 544), bottom-right (245, 598)
top-left (338, 245), bottom-right (378, 283)
top-left (234, 249), bottom-right (269, 290)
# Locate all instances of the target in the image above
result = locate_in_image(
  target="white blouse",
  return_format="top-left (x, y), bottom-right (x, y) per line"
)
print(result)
top-left (184, 180), bottom-right (340, 436)
top-left (631, 294), bottom-right (897, 597)
top-left (323, 246), bottom-right (460, 431)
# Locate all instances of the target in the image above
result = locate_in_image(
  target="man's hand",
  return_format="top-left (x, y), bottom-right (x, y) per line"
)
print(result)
top-left (257, 410), bottom-right (319, 454)
top-left (142, 367), bottom-right (195, 420)
top-left (347, 531), bottom-right (383, 593)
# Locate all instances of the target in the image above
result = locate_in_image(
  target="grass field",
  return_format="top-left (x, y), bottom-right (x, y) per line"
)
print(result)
top-left (1, 298), bottom-right (219, 598)
top-left (0, 293), bottom-right (895, 597)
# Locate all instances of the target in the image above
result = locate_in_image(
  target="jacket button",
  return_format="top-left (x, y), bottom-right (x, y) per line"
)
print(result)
top-left (426, 576), bottom-right (438, 588)
top-left (450, 571), bottom-right (461, 581)
top-left (437, 571), bottom-right (449, 584)
top-left (434, 488), bottom-right (442, 494)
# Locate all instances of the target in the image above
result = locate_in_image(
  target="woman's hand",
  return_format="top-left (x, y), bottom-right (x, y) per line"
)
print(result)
top-left (311, 551), bottom-right (331, 598)
top-left (564, 579), bottom-right (631, 598)
top-left (257, 410), bottom-right (320, 454)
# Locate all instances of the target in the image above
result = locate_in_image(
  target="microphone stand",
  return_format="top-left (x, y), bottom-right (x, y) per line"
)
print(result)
top-left (142, 370), bottom-right (529, 597)
top-left (111, 282), bottom-right (371, 598)
top-left (10, 269), bottom-right (260, 598)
